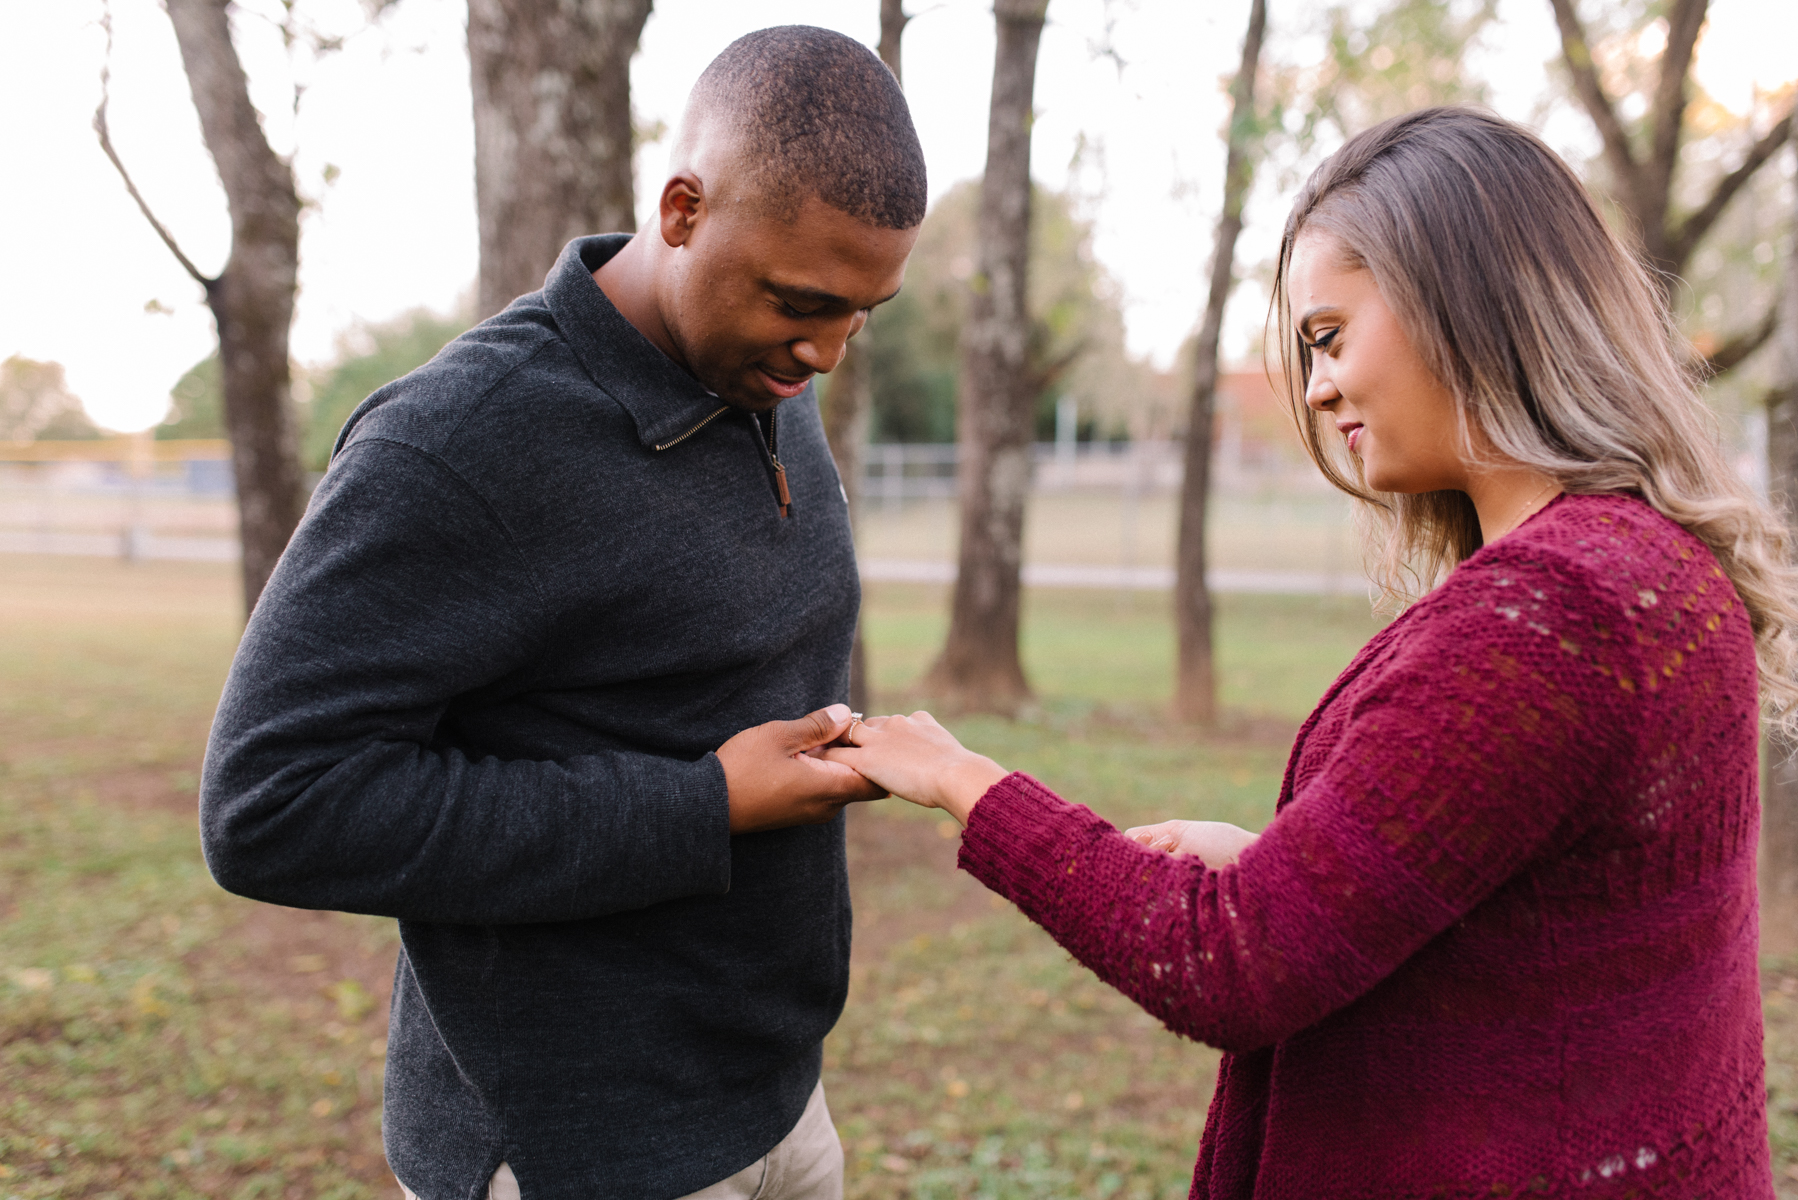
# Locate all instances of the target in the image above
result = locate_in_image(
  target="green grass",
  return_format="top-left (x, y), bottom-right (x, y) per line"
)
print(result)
top-left (863, 581), bottom-right (1382, 724)
top-left (824, 583), bottom-right (1382, 1198)
top-left (0, 559), bottom-right (395, 1199)
top-left (6, 557), bottom-right (1795, 1199)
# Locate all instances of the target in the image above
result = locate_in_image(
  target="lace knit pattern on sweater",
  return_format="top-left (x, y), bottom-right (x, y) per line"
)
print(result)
top-left (959, 494), bottom-right (1772, 1199)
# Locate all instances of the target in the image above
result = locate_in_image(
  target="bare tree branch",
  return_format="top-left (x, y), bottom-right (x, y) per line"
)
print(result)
top-left (93, 3), bottom-right (215, 290)
top-left (1645, 0), bottom-right (1707, 202)
top-left (1547, 0), bottom-right (1640, 211)
top-left (1668, 106), bottom-right (1795, 271)
top-left (878, 0), bottom-right (910, 84)
top-left (1701, 303), bottom-right (1780, 376)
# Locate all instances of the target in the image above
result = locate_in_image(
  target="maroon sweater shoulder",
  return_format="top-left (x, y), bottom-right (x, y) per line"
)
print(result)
top-left (959, 493), bottom-right (1770, 1199)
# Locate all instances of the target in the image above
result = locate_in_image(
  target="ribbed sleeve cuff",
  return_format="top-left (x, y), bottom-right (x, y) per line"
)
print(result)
top-left (636, 750), bottom-right (734, 899)
top-left (956, 772), bottom-right (1110, 921)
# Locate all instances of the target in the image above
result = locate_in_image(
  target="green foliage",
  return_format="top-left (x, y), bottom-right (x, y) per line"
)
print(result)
top-left (0, 355), bottom-right (101, 441)
top-left (158, 355), bottom-right (225, 440)
top-left (865, 288), bottom-right (959, 443)
top-left (33, 408), bottom-right (103, 440)
top-left (1259, 0), bottom-right (1496, 192)
top-left (866, 181), bottom-right (1156, 443)
top-left (303, 309), bottom-right (468, 470)
top-left (156, 310), bottom-right (466, 464)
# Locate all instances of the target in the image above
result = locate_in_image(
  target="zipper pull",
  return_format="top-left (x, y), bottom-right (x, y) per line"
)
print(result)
top-left (772, 457), bottom-right (792, 518)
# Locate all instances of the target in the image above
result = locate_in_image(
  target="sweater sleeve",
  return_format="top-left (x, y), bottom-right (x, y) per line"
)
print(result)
top-left (958, 548), bottom-right (1637, 1053)
top-left (199, 437), bottom-right (731, 925)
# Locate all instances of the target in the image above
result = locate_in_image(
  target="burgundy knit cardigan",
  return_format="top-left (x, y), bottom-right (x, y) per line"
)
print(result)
top-left (958, 494), bottom-right (1772, 1198)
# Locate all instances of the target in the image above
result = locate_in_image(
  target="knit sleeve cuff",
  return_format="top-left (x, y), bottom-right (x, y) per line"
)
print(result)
top-left (956, 772), bottom-right (1110, 921)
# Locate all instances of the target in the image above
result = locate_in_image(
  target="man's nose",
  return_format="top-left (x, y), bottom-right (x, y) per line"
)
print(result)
top-left (792, 313), bottom-right (864, 374)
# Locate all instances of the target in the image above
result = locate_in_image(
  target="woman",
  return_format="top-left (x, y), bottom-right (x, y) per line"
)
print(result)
top-left (826, 108), bottom-right (1798, 1198)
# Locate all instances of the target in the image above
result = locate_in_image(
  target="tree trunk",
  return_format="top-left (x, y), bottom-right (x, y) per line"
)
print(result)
top-left (468, 0), bottom-right (652, 320)
top-left (164, 0), bottom-right (305, 617)
top-left (925, 0), bottom-right (1047, 715)
top-left (820, 0), bottom-right (910, 714)
top-left (1173, 0), bottom-right (1267, 727)
top-left (1761, 119), bottom-right (1798, 957)
top-left (879, 0), bottom-right (909, 86)
top-left (823, 345), bottom-right (874, 712)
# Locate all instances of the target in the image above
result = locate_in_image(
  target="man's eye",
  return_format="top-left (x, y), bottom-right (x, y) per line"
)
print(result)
top-left (781, 301), bottom-right (818, 318)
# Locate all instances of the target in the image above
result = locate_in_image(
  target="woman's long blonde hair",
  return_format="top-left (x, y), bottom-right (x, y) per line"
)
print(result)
top-left (1270, 107), bottom-right (1798, 729)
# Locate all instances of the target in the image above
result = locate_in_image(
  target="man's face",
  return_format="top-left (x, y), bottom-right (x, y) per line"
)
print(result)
top-left (662, 193), bottom-right (919, 411)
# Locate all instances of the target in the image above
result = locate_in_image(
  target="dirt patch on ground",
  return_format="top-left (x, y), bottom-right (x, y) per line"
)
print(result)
top-left (845, 807), bottom-right (998, 965)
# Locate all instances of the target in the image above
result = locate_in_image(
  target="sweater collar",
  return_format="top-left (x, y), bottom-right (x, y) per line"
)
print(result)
top-left (543, 235), bottom-right (727, 451)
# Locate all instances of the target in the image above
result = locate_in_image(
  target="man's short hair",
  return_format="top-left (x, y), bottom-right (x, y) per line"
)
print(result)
top-left (692, 26), bottom-right (927, 230)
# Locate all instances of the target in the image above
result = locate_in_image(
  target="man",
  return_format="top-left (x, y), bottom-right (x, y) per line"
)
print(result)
top-left (199, 27), bottom-right (924, 1200)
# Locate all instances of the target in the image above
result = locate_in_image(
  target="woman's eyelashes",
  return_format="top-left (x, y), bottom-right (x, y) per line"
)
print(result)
top-left (1305, 327), bottom-right (1340, 355)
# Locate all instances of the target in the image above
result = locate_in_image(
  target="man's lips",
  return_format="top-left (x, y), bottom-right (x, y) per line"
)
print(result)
top-left (757, 368), bottom-right (812, 399)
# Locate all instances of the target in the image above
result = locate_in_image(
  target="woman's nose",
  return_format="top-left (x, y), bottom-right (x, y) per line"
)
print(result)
top-left (1304, 367), bottom-right (1339, 412)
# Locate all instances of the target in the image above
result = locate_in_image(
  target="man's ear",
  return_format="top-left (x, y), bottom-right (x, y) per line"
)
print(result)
top-left (659, 173), bottom-right (704, 249)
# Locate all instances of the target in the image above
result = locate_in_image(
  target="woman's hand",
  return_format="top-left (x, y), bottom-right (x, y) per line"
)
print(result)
top-left (1123, 820), bottom-right (1259, 869)
top-left (817, 711), bottom-right (1008, 827)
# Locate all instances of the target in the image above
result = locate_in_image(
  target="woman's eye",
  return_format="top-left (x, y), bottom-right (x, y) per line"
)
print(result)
top-left (1307, 329), bottom-right (1339, 354)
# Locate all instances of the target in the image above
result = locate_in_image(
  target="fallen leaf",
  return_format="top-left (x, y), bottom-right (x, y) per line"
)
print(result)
top-left (11, 968), bottom-right (53, 992)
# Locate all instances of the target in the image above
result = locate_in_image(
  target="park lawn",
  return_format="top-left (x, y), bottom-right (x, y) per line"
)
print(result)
top-left (3, 557), bottom-right (1797, 1198)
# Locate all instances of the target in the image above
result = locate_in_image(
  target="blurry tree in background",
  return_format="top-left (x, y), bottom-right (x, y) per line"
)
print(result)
top-left (925, 0), bottom-right (1052, 714)
top-left (158, 355), bottom-right (225, 441)
top-left (1759, 109), bottom-right (1798, 955)
top-left (469, 0), bottom-right (652, 319)
top-left (0, 357), bottom-right (102, 442)
top-left (1548, 0), bottom-right (1791, 373)
top-left (1542, 0), bottom-right (1798, 948)
top-left (822, 0), bottom-right (911, 713)
top-left (1299, 0), bottom-right (1495, 138)
top-left (159, 308), bottom-right (468, 470)
top-left (1173, 0), bottom-right (1266, 729)
top-left (867, 180), bottom-right (1143, 446)
top-left (95, 0), bottom-right (307, 617)
top-left (301, 309), bottom-right (470, 470)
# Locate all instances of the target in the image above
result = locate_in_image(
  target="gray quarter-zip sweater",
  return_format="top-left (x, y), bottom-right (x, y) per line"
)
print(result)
top-left (199, 236), bottom-right (859, 1200)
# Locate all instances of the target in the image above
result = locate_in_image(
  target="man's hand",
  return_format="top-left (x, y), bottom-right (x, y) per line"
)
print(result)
top-left (717, 704), bottom-right (887, 833)
top-left (816, 710), bottom-right (1007, 827)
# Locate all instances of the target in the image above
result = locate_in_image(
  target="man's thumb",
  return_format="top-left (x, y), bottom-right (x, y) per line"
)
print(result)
top-left (783, 704), bottom-right (852, 752)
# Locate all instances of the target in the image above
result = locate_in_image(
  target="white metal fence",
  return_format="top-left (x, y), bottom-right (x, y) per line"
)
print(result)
top-left (1, 440), bottom-right (1364, 593)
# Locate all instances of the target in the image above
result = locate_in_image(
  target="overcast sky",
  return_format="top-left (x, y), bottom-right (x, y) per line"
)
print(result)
top-left (1, 0), bottom-right (1792, 431)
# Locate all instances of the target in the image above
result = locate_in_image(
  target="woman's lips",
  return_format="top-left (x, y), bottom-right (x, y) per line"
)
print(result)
top-left (1344, 425), bottom-right (1363, 453)
top-left (758, 368), bottom-right (812, 399)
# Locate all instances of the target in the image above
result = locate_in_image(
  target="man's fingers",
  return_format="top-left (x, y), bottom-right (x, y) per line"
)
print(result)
top-left (793, 747), bottom-right (889, 799)
top-left (782, 704), bottom-right (853, 753)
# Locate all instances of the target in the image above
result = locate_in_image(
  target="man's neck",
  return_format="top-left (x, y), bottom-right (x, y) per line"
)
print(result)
top-left (592, 235), bottom-right (687, 371)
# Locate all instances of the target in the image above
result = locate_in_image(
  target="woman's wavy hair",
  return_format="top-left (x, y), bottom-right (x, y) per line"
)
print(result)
top-left (1270, 106), bottom-right (1798, 729)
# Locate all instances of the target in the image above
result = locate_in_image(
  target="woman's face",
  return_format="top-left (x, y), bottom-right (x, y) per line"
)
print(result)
top-left (1286, 231), bottom-right (1468, 495)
